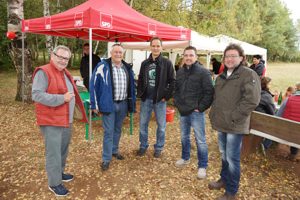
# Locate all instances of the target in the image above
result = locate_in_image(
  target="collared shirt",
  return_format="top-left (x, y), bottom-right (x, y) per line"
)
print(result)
top-left (112, 63), bottom-right (127, 101)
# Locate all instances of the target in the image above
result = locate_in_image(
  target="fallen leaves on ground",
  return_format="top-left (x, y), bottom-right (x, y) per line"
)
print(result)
top-left (0, 73), bottom-right (299, 199)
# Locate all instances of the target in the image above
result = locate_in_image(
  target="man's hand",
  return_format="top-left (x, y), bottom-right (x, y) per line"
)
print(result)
top-left (64, 92), bottom-right (75, 102)
top-left (194, 109), bottom-right (199, 112)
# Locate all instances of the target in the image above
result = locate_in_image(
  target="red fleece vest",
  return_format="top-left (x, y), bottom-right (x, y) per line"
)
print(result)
top-left (282, 95), bottom-right (300, 122)
top-left (33, 62), bottom-right (87, 127)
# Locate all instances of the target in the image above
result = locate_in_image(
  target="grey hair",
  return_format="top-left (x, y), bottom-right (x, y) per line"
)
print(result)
top-left (52, 45), bottom-right (71, 58)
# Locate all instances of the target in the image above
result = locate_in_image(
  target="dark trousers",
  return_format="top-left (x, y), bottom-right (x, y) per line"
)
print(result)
top-left (291, 147), bottom-right (299, 155)
top-left (83, 78), bottom-right (89, 91)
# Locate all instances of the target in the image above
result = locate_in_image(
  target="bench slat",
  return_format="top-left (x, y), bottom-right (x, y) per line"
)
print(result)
top-left (250, 111), bottom-right (300, 145)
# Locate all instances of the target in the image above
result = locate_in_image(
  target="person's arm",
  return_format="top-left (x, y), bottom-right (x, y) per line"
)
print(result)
top-left (79, 56), bottom-right (85, 77)
top-left (164, 61), bottom-right (175, 101)
top-left (264, 95), bottom-right (276, 115)
top-left (32, 70), bottom-right (66, 107)
top-left (89, 65), bottom-right (99, 111)
top-left (255, 63), bottom-right (265, 77)
top-left (198, 70), bottom-right (214, 112)
top-left (276, 99), bottom-right (288, 117)
top-left (137, 62), bottom-right (145, 98)
top-left (231, 71), bottom-right (261, 121)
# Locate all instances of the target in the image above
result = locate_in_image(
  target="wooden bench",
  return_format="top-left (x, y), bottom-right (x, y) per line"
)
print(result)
top-left (241, 111), bottom-right (300, 156)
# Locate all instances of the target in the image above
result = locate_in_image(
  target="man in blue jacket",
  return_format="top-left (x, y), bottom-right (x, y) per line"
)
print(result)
top-left (90, 44), bottom-right (136, 171)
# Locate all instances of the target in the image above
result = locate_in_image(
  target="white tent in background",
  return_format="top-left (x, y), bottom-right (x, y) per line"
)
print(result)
top-left (213, 34), bottom-right (267, 61)
top-left (120, 30), bottom-right (227, 54)
top-left (114, 30), bottom-right (227, 75)
top-left (111, 31), bottom-right (268, 76)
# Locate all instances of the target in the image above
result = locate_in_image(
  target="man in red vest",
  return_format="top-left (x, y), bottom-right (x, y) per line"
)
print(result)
top-left (32, 45), bottom-right (87, 197)
top-left (276, 82), bottom-right (300, 161)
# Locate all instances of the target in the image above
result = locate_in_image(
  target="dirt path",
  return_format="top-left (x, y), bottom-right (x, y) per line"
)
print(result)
top-left (0, 101), bottom-right (299, 199)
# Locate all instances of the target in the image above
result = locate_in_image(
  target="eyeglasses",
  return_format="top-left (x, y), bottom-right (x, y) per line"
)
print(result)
top-left (53, 52), bottom-right (70, 61)
top-left (224, 55), bottom-right (240, 59)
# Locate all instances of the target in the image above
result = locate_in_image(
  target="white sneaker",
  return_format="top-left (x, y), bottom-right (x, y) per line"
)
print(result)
top-left (197, 168), bottom-right (206, 179)
top-left (175, 159), bottom-right (190, 168)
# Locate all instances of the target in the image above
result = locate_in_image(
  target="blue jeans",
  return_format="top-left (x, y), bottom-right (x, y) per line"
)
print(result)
top-left (139, 99), bottom-right (166, 151)
top-left (218, 132), bottom-right (243, 195)
top-left (102, 101), bottom-right (128, 162)
top-left (180, 111), bottom-right (208, 168)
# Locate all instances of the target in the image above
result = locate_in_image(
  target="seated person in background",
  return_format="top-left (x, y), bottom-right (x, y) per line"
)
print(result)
top-left (276, 82), bottom-right (300, 161)
top-left (255, 77), bottom-right (276, 156)
top-left (210, 57), bottom-right (221, 75)
top-left (282, 86), bottom-right (295, 102)
top-left (250, 54), bottom-right (265, 78)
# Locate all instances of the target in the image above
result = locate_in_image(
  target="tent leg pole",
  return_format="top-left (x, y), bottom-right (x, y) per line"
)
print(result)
top-left (88, 28), bottom-right (93, 142)
top-left (22, 32), bottom-right (25, 103)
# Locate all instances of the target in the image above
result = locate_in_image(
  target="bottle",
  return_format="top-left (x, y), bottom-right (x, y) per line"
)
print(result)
top-left (277, 91), bottom-right (282, 105)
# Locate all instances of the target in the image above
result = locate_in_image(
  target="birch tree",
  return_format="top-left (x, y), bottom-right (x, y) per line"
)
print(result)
top-left (43, 0), bottom-right (53, 56)
top-left (7, 0), bottom-right (33, 102)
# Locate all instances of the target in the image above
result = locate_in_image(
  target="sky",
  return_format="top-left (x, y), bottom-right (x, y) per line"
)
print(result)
top-left (281, 0), bottom-right (300, 23)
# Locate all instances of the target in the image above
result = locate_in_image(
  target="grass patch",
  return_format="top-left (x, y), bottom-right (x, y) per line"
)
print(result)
top-left (266, 63), bottom-right (300, 93)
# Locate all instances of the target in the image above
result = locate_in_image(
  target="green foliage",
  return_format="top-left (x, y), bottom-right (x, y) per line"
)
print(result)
top-left (255, 0), bottom-right (298, 61)
top-left (132, 0), bottom-right (299, 62)
top-left (0, 0), bottom-right (13, 71)
top-left (2, 0), bottom-right (299, 69)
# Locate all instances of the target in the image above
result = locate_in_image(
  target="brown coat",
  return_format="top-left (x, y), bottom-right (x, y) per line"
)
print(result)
top-left (209, 65), bottom-right (261, 134)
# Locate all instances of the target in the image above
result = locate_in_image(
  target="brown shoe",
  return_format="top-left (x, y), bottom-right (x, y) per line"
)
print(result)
top-left (208, 179), bottom-right (225, 190)
top-left (216, 193), bottom-right (236, 200)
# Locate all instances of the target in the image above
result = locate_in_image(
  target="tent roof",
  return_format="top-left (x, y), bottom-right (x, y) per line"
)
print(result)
top-left (121, 30), bottom-right (227, 54)
top-left (214, 35), bottom-right (267, 57)
top-left (22, 0), bottom-right (190, 42)
top-left (121, 32), bottom-right (267, 58)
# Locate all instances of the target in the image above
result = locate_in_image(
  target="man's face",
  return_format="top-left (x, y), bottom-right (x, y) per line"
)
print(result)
top-left (51, 49), bottom-right (70, 71)
top-left (224, 50), bottom-right (243, 70)
top-left (253, 57), bottom-right (260, 65)
top-left (110, 45), bottom-right (123, 64)
top-left (183, 49), bottom-right (197, 66)
top-left (83, 45), bottom-right (89, 55)
top-left (150, 39), bottom-right (162, 58)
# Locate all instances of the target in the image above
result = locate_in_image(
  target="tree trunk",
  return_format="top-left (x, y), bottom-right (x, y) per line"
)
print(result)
top-left (54, 0), bottom-right (61, 47)
top-left (7, 0), bottom-right (33, 103)
top-left (35, 35), bottom-right (39, 60)
top-left (43, 0), bottom-right (53, 56)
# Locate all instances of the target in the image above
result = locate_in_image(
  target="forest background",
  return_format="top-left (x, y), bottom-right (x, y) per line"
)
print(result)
top-left (1, 0), bottom-right (300, 102)
top-left (1, 0), bottom-right (300, 69)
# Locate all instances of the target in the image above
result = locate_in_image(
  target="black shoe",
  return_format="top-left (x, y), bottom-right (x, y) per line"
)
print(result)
top-left (136, 148), bottom-right (147, 156)
top-left (154, 150), bottom-right (162, 158)
top-left (101, 162), bottom-right (110, 171)
top-left (112, 153), bottom-right (125, 160)
top-left (62, 173), bottom-right (73, 182)
top-left (48, 184), bottom-right (69, 196)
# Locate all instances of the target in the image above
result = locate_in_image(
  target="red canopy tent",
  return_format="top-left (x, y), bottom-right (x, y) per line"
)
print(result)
top-left (22, 0), bottom-right (191, 42)
top-left (21, 0), bottom-right (190, 138)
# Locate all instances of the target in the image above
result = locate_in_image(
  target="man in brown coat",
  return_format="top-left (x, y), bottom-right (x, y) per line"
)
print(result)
top-left (209, 44), bottom-right (261, 200)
